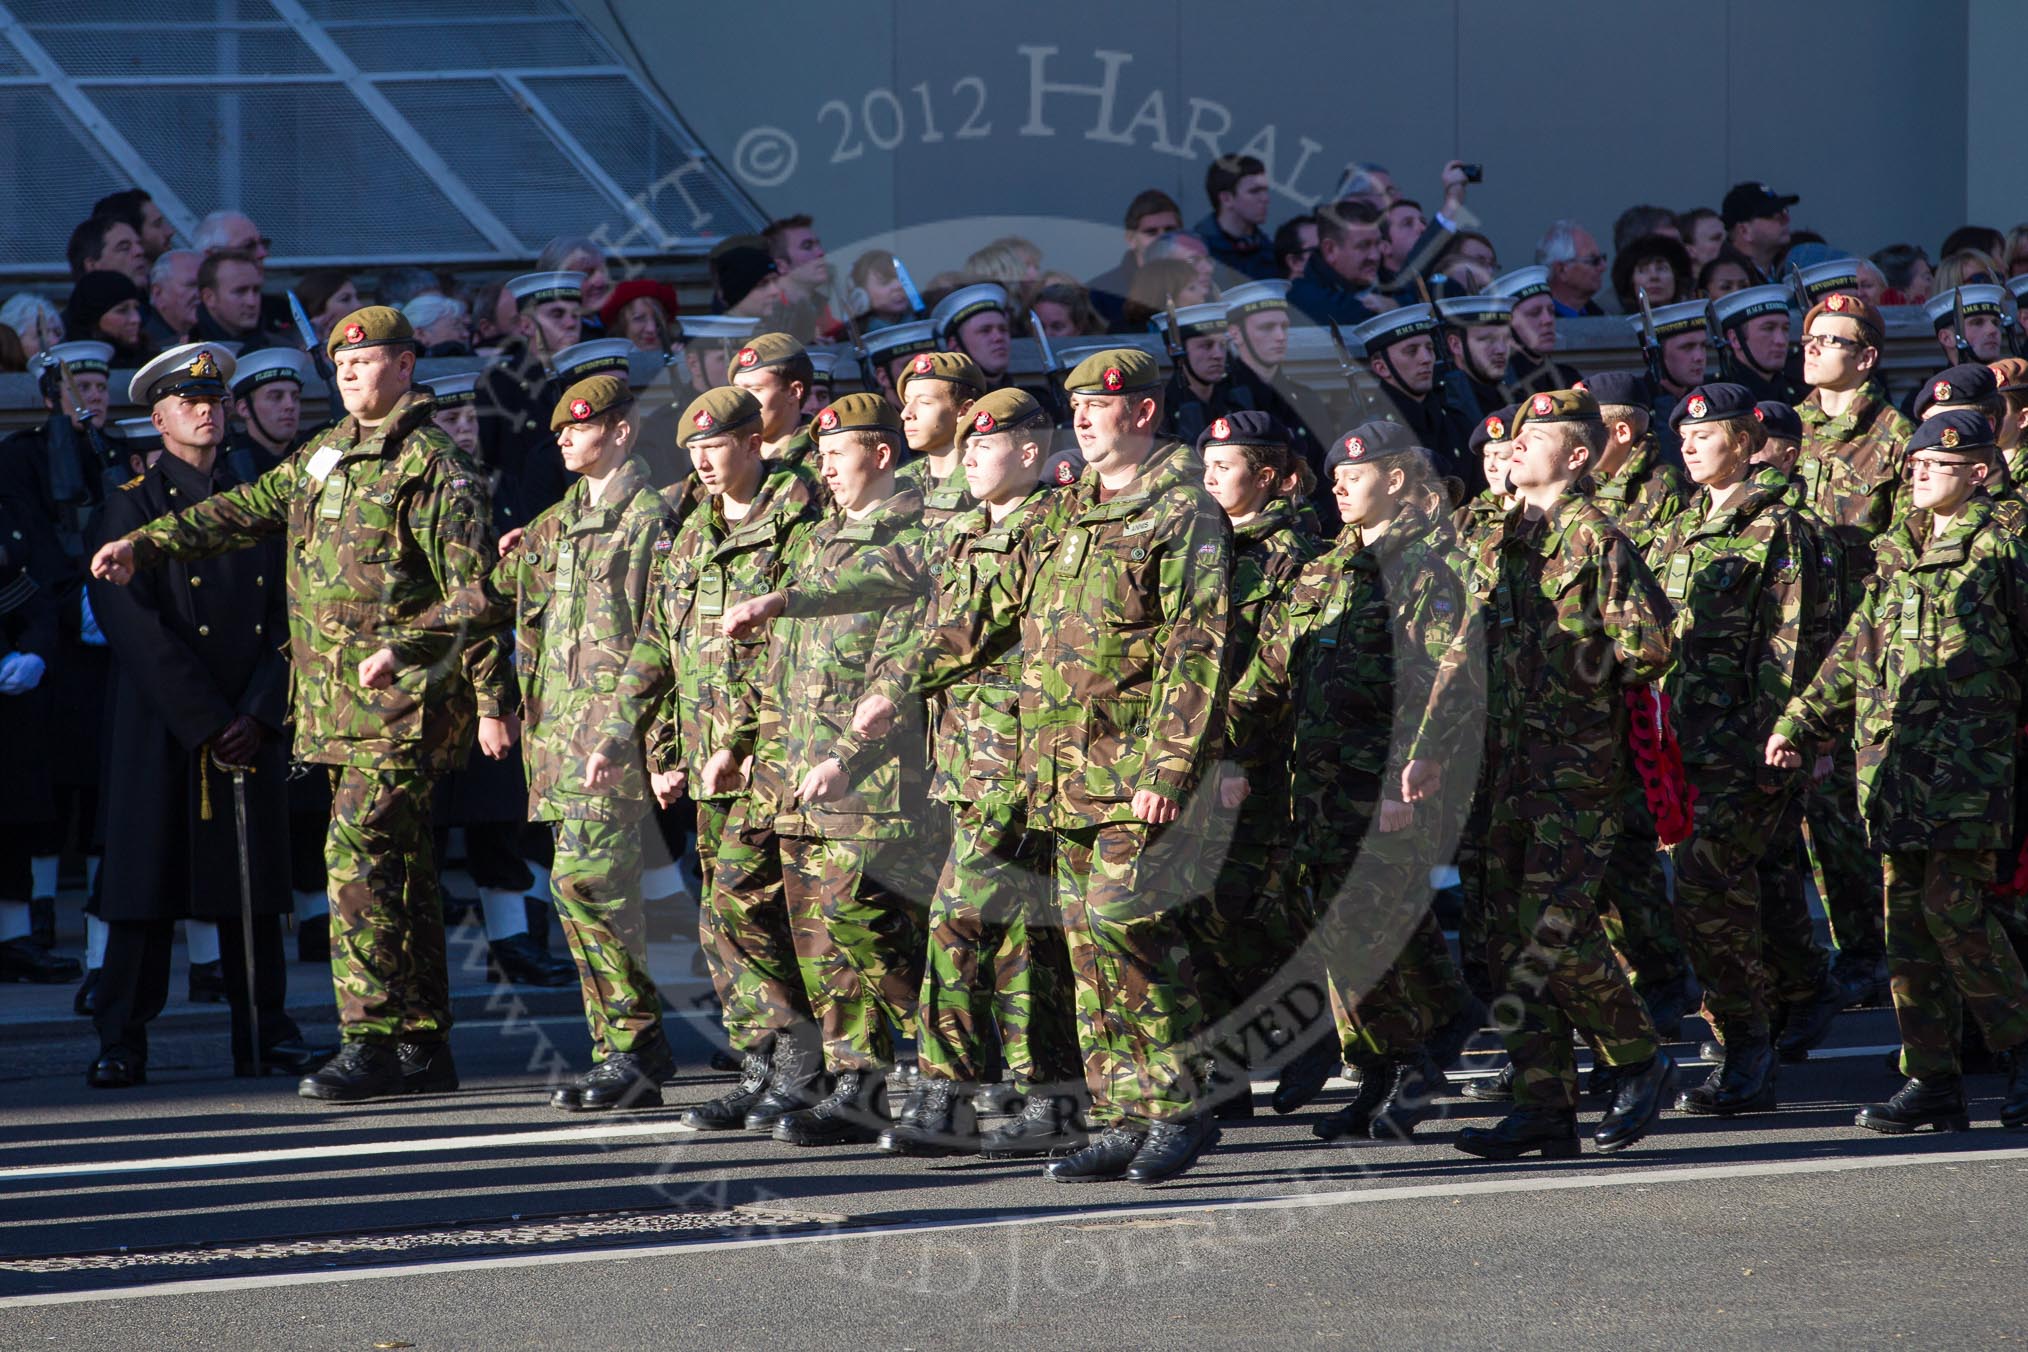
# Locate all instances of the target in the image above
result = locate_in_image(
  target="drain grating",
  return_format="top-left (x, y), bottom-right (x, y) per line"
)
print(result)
top-left (3, 1203), bottom-right (851, 1280)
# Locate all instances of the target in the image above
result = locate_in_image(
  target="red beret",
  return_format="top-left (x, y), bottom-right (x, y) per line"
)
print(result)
top-left (598, 278), bottom-right (680, 331)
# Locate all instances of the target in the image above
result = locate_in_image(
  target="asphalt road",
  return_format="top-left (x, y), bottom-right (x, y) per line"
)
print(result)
top-left (3, 998), bottom-right (2025, 1351)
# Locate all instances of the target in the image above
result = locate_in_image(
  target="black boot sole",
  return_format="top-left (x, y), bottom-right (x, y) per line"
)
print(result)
top-left (1454, 1133), bottom-right (1582, 1161)
top-left (1674, 1087), bottom-right (1777, 1117)
top-left (980, 1138), bottom-right (1087, 1160)
top-left (298, 1080), bottom-right (404, 1102)
top-left (876, 1130), bottom-right (979, 1157)
top-left (1855, 1110), bottom-right (1970, 1134)
top-left (568, 1086), bottom-right (664, 1112)
top-left (774, 1123), bottom-right (881, 1147)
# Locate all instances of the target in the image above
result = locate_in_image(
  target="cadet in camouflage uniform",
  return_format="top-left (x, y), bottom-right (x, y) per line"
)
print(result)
top-left (718, 392), bottom-right (939, 1147)
top-left (728, 333), bottom-right (818, 471)
top-left (596, 386), bottom-right (827, 1131)
top-left (1228, 421), bottom-right (1472, 1145)
top-left (1582, 372), bottom-right (1694, 1030)
top-left (894, 350), bottom-right (985, 530)
top-left (1192, 411), bottom-right (1319, 1116)
top-left (1795, 293), bottom-right (1913, 1003)
top-left (1742, 402), bottom-right (1849, 1056)
top-left (1646, 383), bottom-right (1816, 1116)
top-left (1450, 406), bottom-right (1518, 555)
top-left (501, 376), bottom-right (676, 1112)
top-left (879, 389), bottom-right (1083, 1158)
top-left (855, 349), bottom-right (1229, 1185)
top-left (1404, 389), bottom-right (1675, 1160)
top-left (92, 307), bottom-right (506, 1101)
top-left (1769, 409), bottom-right (2028, 1133)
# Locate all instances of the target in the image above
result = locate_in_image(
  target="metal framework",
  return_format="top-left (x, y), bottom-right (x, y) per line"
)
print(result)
top-left (0, 0), bottom-right (763, 276)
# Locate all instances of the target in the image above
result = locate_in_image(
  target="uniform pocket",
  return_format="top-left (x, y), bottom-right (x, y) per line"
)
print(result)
top-left (1080, 696), bottom-right (1150, 802)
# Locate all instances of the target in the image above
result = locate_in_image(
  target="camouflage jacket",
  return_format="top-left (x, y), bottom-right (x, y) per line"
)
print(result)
top-left (1648, 478), bottom-right (1814, 774)
top-left (1797, 384), bottom-right (1914, 607)
top-left (887, 440), bottom-right (1231, 830)
top-left (1592, 432), bottom-right (1689, 554)
top-left (1450, 491), bottom-right (1509, 557)
top-left (599, 460), bottom-right (824, 791)
top-left (1415, 491), bottom-right (1675, 799)
top-left (1223, 496), bottom-right (1322, 694)
top-left (1231, 502), bottom-right (1463, 833)
top-left (927, 490), bottom-right (1051, 809)
top-left (1775, 496), bottom-right (2028, 851)
top-left (1754, 465), bottom-right (1848, 672)
top-left (126, 390), bottom-right (505, 772)
top-left (498, 456), bottom-right (672, 821)
top-left (897, 455), bottom-right (973, 536)
top-left (741, 484), bottom-right (932, 839)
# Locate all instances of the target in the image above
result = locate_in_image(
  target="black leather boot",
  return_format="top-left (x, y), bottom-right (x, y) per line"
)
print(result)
top-left (1595, 1052), bottom-right (1675, 1152)
top-left (1676, 1034), bottom-right (1775, 1116)
top-left (1856, 1077), bottom-right (1970, 1134)
top-left (1313, 1065), bottom-right (1391, 1142)
top-left (1043, 1124), bottom-right (1145, 1182)
top-left (186, 958), bottom-right (227, 1003)
top-left (877, 1077), bottom-right (978, 1156)
top-left (1270, 1033), bottom-right (1340, 1115)
top-left (743, 1035), bottom-right (824, 1131)
top-left (1641, 974), bottom-right (1696, 1037)
top-left (1454, 1108), bottom-right (1582, 1160)
top-left (2003, 1052), bottom-right (2028, 1130)
top-left (485, 932), bottom-right (575, 987)
top-left (553, 1053), bottom-right (663, 1112)
top-left (0, 936), bottom-right (80, 983)
top-left (395, 1038), bottom-right (460, 1094)
top-left (972, 1081), bottom-right (1024, 1117)
top-left (299, 1042), bottom-right (406, 1101)
top-left (773, 1068), bottom-right (888, 1146)
top-left (1125, 1115), bottom-right (1218, 1183)
top-left (86, 1048), bottom-right (146, 1089)
top-left (1831, 951), bottom-right (1887, 1008)
top-left (682, 1049), bottom-right (774, 1130)
top-left (1207, 1060), bottom-right (1256, 1120)
top-left (981, 1092), bottom-right (1088, 1158)
top-left (1774, 977), bottom-right (1845, 1062)
top-left (1461, 1060), bottom-right (1514, 1103)
top-left (1369, 1051), bottom-right (1447, 1142)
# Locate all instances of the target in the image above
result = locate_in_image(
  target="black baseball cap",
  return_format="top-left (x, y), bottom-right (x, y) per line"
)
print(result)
top-left (1721, 182), bottom-right (1799, 228)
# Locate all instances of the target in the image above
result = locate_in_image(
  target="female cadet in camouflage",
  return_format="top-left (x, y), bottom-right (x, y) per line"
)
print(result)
top-left (591, 385), bottom-right (827, 1132)
top-left (880, 389), bottom-right (1082, 1159)
top-left (1769, 409), bottom-right (2028, 1134)
top-left (853, 349), bottom-right (1230, 1185)
top-left (1227, 421), bottom-right (1472, 1145)
top-left (1403, 389), bottom-right (1675, 1160)
top-left (1646, 382), bottom-right (1817, 1118)
top-left (1450, 405), bottom-right (1517, 555)
top-left (91, 306), bottom-right (507, 1102)
top-left (892, 349), bottom-right (986, 530)
top-left (716, 392), bottom-right (939, 1148)
top-left (495, 375), bottom-right (676, 1112)
top-left (1191, 411), bottom-right (1320, 1114)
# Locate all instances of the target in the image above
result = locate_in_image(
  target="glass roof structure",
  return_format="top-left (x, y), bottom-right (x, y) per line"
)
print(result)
top-left (0, 0), bottom-right (764, 275)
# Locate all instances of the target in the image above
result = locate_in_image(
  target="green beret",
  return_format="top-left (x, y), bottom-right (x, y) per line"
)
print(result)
top-left (678, 386), bottom-right (762, 447)
top-left (551, 374), bottom-right (634, 431)
top-left (1510, 388), bottom-right (1602, 431)
top-left (327, 305), bottom-right (415, 358)
top-left (813, 391), bottom-right (904, 439)
top-left (897, 349), bottom-right (985, 399)
top-left (1064, 347), bottom-right (1160, 396)
top-left (731, 331), bottom-right (807, 373)
top-left (957, 388), bottom-right (1047, 448)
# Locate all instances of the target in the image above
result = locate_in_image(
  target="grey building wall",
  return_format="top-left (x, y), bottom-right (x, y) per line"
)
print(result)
top-left (582, 0), bottom-right (2019, 285)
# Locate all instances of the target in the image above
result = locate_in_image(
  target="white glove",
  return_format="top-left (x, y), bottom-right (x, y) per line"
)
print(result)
top-left (0, 651), bottom-right (46, 694)
top-left (79, 592), bottom-right (106, 647)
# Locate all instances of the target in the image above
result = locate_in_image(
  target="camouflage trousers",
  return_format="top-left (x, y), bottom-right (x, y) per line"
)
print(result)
top-left (1052, 822), bottom-right (1207, 1127)
top-left (1756, 795), bottom-right (1834, 1007)
top-left (780, 830), bottom-right (936, 1072)
top-left (326, 766), bottom-right (448, 1044)
top-left (1806, 743), bottom-right (1884, 966)
top-left (1476, 791), bottom-right (1660, 1112)
top-left (1667, 772), bottom-right (1792, 1038)
top-left (1598, 790), bottom-right (1690, 993)
top-left (916, 802), bottom-right (1080, 1091)
top-left (549, 815), bottom-right (662, 1057)
top-left (1187, 819), bottom-right (1316, 1054)
top-left (1885, 849), bottom-right (2028, 1079)
top-left (1303, 800), bottom-right (1465, 1066)
top-left (705, 798), bottom-right (815, 1057)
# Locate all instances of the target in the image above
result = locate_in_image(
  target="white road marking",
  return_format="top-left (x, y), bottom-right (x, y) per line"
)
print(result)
top-left (6, 1142), bottom-right (2025, 1308)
